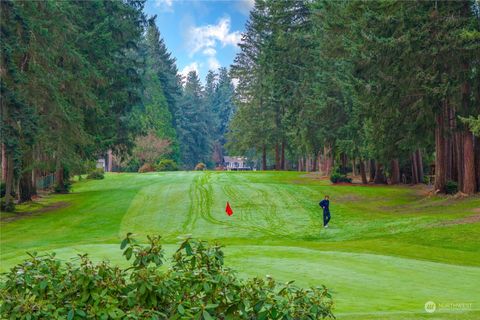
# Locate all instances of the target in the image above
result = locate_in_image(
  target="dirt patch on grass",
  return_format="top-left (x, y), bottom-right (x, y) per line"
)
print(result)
top-left (301, 172), bottom-right (329, 179)
top-left (1, 201), bottom-right (70, 223)
top-left (435, 213), bottom-right (480, 226)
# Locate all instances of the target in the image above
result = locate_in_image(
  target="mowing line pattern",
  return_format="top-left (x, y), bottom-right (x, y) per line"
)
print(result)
top-left (3, 171), bottom-right (480, 320)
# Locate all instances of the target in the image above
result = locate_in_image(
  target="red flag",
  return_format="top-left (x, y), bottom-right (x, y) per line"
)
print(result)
top-left (225, 201), bottom-right (233, 216)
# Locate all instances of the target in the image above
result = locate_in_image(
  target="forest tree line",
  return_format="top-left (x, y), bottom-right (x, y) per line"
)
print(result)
top-left (228, 0), bottom-right (480, 194)
top-left (1, 0), bottom-right (479, 214)
top-left (0, 0), bottom-right (236, 211)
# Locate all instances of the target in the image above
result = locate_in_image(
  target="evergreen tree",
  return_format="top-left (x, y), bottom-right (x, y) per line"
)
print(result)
top-left (145, 18), bottom-right (183, 129)
top-left (213, 68), bottom-right (236, 164)
top-left (142, 20), bottom-right (179, 161)
top-left (0, 0), bottom-right (149, 208)
top-left (176, 71), bottom-right (210, 168)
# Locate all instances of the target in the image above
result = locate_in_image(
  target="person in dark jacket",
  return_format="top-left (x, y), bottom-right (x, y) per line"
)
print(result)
top-left (319, 195), bottom-right (331, 228)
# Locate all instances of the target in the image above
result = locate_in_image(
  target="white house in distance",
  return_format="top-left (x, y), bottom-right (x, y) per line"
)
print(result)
top-left (223, 156), bottom-right (251, 171)
top-left (96, 150), bottom-right (114, 172)
top-left (96, 158), bottom-right (106, 170)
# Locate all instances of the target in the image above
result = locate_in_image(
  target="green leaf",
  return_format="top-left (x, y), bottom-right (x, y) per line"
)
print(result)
top-left (177, 304), bottom-right (185, 315)
top-left (40, 280), bottom-right (47, 290)
top-left (76, 309), bottom-right (86, 317)
top-left (120, 238), bottom-right (128, 250)
top-left (125, 247), bottom-right (133, 260)
top-left (67, 309), bottom-right (74, 320)
top-left (185, 243), bottom-right (193, 256)
top-left (203, 310), bottom-right (214, 320)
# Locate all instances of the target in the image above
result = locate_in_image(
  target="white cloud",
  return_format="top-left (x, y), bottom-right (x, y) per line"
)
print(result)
top-left (207, 57), bottom-right (220, 70)
top-left (154, 0), bottom-right (174, 12)
top-left (235, 0), bottom-right (255, 16)
top-left (183, 16), bottom-right (241, 74)
top-left (186, 17), bottom-right (242, 56)
top-left (202, 48), bottom-right (217, 57)
top-left (180, 62), bottom-right (199, 80)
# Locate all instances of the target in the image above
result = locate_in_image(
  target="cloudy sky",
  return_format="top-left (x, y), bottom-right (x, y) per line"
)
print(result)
top-left (144, 0), bottom-right (254, 82)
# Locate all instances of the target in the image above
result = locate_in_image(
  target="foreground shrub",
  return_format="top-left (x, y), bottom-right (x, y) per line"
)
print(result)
top-left (330, 172), bottom-right (352, 184)
top-left (86, 168), bottom-right (105, 180)
top-left (195, 162), bottom-right (206, 171)
top-left (0, 199), bottom-right (15, 212)
top-left (156, 159), bottom-right (178, 171)
top-left (138, 163), bottom-right (155, 173)
top-left (445, 180), bottom-right (458, 195)
top-left (0, 234), bottom-right (334, 319)
top-left (54, 180), bottom-right (72, 193)
top-left (120, 158), bottom-right (141, 172)
top-left (0, 182), bottom-right (15, 211)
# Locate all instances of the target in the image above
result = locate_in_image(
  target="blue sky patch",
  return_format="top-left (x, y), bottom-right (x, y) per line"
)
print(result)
top-left (144, 0), bottom-right (252, 82)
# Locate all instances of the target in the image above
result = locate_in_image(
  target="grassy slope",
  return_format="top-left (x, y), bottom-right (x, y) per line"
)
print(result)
top-left (1, 171), bottom-right (479, 319)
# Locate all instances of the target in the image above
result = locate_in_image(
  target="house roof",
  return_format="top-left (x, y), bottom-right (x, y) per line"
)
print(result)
top-left (223, 156), bottom-right (246, 163)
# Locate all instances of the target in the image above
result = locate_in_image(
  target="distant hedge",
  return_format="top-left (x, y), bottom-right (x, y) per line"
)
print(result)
top-left (0, 234), bottom-right (335, 319)
top-left (330, 172), bottom-right (352, 184)
top-left (138, 163), bottom-right (155, 173)
top-left (87, 168), bottom-right (105, 180)
top-left (156, 159), bottom-right (178, 171)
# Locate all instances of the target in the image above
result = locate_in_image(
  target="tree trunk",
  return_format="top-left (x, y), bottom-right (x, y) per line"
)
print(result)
top-left (340, 153), bottom-right (347, 173)
top-left (369, 159), bottom-right (376, 183)
top-left (329, 148), bottom-right (334, 175)
top-left (390, 159), bottom-right (400, 184)
top-left (462, 131), bottom-right (476, 194)
top-left (445, 134), bottom-right (453, 181)
top-left (352, 158), bottom-right (356, 176)
top-left (4, 150), bottom-right (15, 210)
top-left (455, 131), bottom-right (464, 192)
top-left (312, 154), bottom-right (317, 172)
top-left (416, 149), bottom-right (424, 184)
top-left (280, 141), bottom-right (285, 170)
top-left (446, 101), bottom-right (456, 181)
top-left (460, 55), bottom-right (474, 193)
top-left (452, 131), bottom-right (459, 182)
top-left (434, 109), bottom-right (446, 192)
top-left (1, 143), bottom-right (6, 181)
top-left (475, 136), bottom-right (480, 192)
top-left (19, 171), bottom-right (35, 203)
top-left (317, 152), bottom-right (322, 174)
top-left (374, 162), bottom-right (386, 184)
top-left (317, 152), bottom-right (322, 173)
top-left (411, 153), bottom-right (419, 184)
top-left (359, 160), bottom-right (368, 184)
top-left (32, 169), bottom-right (38, 194)
top-left (55, 163), bottom-right (65, 192)
top-left (274, 144), bottom-right (280, 170)
top-left (19, 149), bottom-right (35, 203)
top-left (14, 175), bottom-right (20, 201)
top-left (323, 144), bottom-right (333, 176)
top-left (262, 145), bottom-right (267, 170)
top-left (107, 149), bottom-right (113, 172)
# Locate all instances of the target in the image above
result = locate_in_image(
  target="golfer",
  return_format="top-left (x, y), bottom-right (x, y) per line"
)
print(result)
top-left (319, 195), bottom-right (331, 228)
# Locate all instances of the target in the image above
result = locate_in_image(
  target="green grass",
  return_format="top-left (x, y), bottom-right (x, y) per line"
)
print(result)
top-left (1, 171), bottom-right (479, 319)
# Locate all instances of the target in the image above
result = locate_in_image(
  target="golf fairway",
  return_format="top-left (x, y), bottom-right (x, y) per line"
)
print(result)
top-left (1, 171), bottom-right (479, 319)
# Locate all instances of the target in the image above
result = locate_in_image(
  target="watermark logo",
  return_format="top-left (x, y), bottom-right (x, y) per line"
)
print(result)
top-left (424, 301), bottom-right (436, 313)
top-left (424, 301), bottom-right (472, 313)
